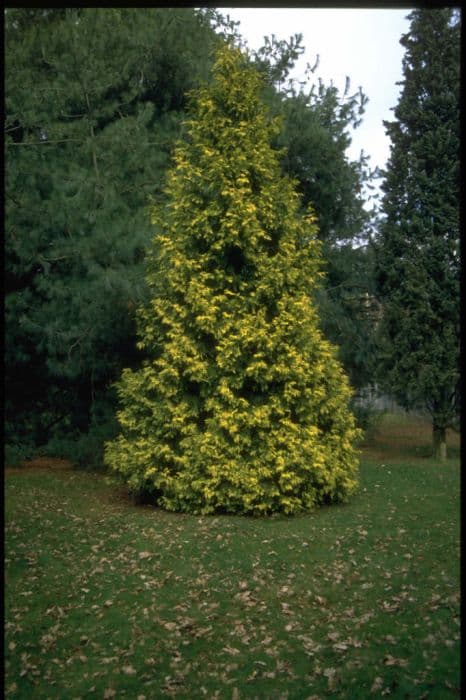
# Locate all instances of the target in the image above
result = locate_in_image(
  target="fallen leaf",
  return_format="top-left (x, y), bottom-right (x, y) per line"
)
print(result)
top-left (222, 645), bottom-right (240, 656)
top-left (163, 621), bottom-right (178, 632)
top-left (383, 654), bottom-right (408, 667)
top-left (122, 664), bottom-right (137, 675)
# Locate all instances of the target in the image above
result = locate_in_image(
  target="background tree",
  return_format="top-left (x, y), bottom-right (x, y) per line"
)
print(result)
top-left (5, 8), bottom-right (230, 462)
top-left (5, 9), bottom-right (374, 465)
top-left (105, 46), bottom-right (361, 515)
top-left (374, 9), bottom-right (460, 460)
top-left (277, 80), bottom-right (379, 403)
top-left (252, 38), bottom-right (379, 408)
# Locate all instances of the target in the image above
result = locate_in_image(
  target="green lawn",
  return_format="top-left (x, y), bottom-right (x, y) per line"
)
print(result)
top-left (4, 414), bottom-right (460, 699)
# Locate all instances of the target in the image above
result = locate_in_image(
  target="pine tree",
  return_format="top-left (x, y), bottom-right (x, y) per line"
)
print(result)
top-left (375, 9), bottom-right (460, 460)
top-left (5, 8), bottom-right (228, 455)
top-left (105, 46), bottom-right (361, 515)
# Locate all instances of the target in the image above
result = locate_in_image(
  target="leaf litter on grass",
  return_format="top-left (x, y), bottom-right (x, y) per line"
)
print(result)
top-left (4, 415), bottom-right (460, 698)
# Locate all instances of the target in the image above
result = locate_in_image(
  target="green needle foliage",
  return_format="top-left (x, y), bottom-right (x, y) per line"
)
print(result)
top-left (105, 47), bottom-right (361, 515)
top-left (375, 9), bottom-right (460, 460)
top-left (4, 8), bottom-right (229, 458)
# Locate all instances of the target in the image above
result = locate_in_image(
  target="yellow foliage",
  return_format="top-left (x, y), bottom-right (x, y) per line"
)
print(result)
top-left (104, 45), bottom-right (361, 516)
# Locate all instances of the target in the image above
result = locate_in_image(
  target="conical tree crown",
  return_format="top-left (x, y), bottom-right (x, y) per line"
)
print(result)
top-left (375, 10), bottom-right (459, 426)
top-left (105, 46), bottom-right (360, 515)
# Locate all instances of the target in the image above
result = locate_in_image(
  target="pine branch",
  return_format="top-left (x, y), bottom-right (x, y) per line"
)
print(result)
top-left (6, 139), bottom-right (84, 146)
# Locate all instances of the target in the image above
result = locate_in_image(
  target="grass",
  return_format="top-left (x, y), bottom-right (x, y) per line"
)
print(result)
top-left (4, 413), bottom-right (460, 699)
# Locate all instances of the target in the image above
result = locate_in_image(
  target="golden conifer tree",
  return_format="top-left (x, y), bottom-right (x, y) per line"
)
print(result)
top-left (105, 46), bottom-right (361, 514)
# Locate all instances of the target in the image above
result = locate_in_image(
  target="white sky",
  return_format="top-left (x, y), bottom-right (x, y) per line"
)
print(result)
top-left (222, 8), bottom-right (412, 177)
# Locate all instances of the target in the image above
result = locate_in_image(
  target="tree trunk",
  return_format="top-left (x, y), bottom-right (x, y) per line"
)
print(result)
top-left (433, 424), bottom-right (447, 462)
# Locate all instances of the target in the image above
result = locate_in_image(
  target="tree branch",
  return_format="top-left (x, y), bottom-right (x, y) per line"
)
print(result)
top-left (6, 139), bottom-right (84, 146)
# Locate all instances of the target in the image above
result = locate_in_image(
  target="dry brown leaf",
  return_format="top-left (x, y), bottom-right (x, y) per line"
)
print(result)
top-left (101, 656), bottom-right (118, 665)
top-left (222, 645), bottom-right (240, 656)
top-left (122, 664), bottom-right (137, 675)
top-left (383, 654), bottom-right (408, 667)
top-left (163, 621), bottom-right (177, 631)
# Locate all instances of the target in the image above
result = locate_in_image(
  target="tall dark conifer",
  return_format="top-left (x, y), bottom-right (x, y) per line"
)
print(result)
top-left (4, 8), bottom-right (227, 455)
top-left (375, 9), bottom-right (460, 460)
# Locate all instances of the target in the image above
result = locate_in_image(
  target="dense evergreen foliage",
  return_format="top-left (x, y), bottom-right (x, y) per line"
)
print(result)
top-left (374, 9), bottom-right (460, 459)
top-left (105, 47), bottom-right (361, 515)
top-left (254, 48), bottom-right (378, 402)
top-left (5, 8), bottom-right (374, 465)
top-left (5, 8), bottom-right (229, 460)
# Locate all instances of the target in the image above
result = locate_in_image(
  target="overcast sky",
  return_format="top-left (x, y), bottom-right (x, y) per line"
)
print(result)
top-left (222, 8), bottom-right (412, 180)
